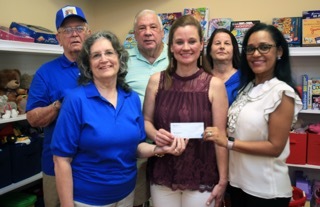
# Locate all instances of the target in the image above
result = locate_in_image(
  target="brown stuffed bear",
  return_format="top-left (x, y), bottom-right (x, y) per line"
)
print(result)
top-left (0, 69), bottom-right (21, 102)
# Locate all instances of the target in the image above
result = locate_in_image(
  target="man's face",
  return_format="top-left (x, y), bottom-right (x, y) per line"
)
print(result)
top-left (56, 16), bottom-right (90, 54)
top-left (134, 13), bottom-right (164, 53)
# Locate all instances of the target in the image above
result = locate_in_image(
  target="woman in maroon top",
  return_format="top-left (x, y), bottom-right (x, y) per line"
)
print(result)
top-left (143, 15), bottom-right (229, 207)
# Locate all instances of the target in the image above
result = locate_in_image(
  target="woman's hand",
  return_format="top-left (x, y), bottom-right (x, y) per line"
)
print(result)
top-left (206, 181), bottom-right (227, 207)
top-left (154, 128), bottom-right (175, 147)
top-left (203, 127), bottom-right (228, 148)
top-left (156, 137), bottom-right (189, 156)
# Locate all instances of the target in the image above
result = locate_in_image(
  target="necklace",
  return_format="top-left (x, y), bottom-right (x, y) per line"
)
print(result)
top-left (227, 81), bottom-right (254, 134)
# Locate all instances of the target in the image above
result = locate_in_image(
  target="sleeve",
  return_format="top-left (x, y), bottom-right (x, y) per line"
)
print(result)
top-left (26, 70), bottom-right (50, 111)
top-left (51, 92), bottom-right (82, 157)
top-left (264, 83), bottom-right (303, 126)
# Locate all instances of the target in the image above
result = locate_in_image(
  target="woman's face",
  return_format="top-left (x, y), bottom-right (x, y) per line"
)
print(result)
top-left (210, 32), bottom-right (233, 63)
top-left (170, 25), bottom-right (203, 67)
top-left (89, 38), bottom-right (119, 82)
top-left (246, 30), bottom-right (282, 79)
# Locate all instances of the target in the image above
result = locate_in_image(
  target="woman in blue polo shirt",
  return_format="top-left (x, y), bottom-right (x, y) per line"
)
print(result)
top-left (51, 31), bottom-right (186, 207)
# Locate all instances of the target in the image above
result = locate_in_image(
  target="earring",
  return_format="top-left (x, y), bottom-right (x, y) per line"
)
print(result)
top-left (199, 55), bottom-right (203, 67)
top-left (277, 56), bottom-right (281, 60)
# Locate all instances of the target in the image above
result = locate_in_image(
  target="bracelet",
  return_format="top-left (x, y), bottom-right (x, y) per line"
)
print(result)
top-left (153, 146), bottom-right (164, 157)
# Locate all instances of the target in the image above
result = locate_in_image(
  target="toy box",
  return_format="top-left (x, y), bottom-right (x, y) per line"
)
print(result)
top-left (307, 133), bottom-right (320, 165)
top-left (272, 17), bottom-right (302, 47)
top-left (183, 7), bottom-right (210, 44)
top-left (302, 10), bottom-right (320, 19)
top-left (230, 20), bottom-right (260, 49)
top-left (9, 136), bottom-right (43, 182)
top-left (286, 133), bottom-right (307, 165)
top-left (10, 22), bottom-right (58, 45)
top-left (0, 144), bottom-right (12, 188)
top-left (302, 18), bottom-right (320, 47)
top-left (207, 18), bottom-right (232, 38)
top-left (0, 26), bottom-right (34, 43)
top-left (0, 192), bottom-right (37, 207)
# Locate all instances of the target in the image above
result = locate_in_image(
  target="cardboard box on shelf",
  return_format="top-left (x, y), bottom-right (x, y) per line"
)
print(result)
top-left (302, 18), bottom-right (320, 47)
top-left (272, 17), bottom-right (302, 47)
top-left (0, 26), bottom-right (34, 43)
top-left (286, 133), bottom-right (308, 165)
top-left (10, 22), bottom-right (58, 45)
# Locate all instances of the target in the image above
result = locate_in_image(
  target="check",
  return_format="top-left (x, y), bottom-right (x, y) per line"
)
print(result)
top-left (170, 122), bottom-right (204, 139)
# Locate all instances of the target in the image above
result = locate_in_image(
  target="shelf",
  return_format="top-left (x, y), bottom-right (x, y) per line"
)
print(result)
top-left (0, 172), bottom-right (42, 195)
top-left (300, 109), bottom-right (320, 114)
top-left (287, 163), bottom-right (320, 170)
top-left (0, 114), bottom-right (26, 124)
top-left (0, 39), bottom-right (62, 54)
top-left (289, 47), bottom-right (320, 56)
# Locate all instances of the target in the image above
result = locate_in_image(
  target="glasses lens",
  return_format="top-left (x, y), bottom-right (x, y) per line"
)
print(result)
top-left (76, 26), bottom-right (86, 33)
top-left (61, 26), bottom-right (86, 35)
top-left (245, 47), bottom-right (255, 54)
top-left (258, 45), bottom-right (272, 53)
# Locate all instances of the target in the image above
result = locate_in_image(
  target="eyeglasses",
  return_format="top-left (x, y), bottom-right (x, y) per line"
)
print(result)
top-left (243, 44), bottom-right (276, 55)
top-left (59, 26), bottom-right (87, 36)
top-left (90, 50), bottom-right (118, 61)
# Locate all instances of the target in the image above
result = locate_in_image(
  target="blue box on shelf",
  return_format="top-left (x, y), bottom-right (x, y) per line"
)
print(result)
top-left (0, 144), bottom-right (12, 188)
top-left (9, 136), bottom-right (43, 183)
top-left (9, 22), bottom-right (58, 45)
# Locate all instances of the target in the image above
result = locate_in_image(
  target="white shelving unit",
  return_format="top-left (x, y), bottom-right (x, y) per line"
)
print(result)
top-left (288, 47), bottom-right (320, 185)
top-left (0, 114), bottom-right (26, 124)
top-left (0, 40), bottom-right (61, 195)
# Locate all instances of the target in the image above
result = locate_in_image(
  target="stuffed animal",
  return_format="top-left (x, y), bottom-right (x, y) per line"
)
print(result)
top-left (0, 69), bottom-right (21, 102)
top-left (16, 73), bottom-right (33, 114)
top-left (0, 95), bottom-right (18, 118)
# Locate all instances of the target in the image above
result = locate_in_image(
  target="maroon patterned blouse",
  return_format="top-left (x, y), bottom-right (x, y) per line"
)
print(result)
top-left (148, 69), bottom-right (219, 192)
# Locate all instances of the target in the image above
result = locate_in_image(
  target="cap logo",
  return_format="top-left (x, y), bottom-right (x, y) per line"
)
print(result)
top-left (62, 6), bottom-right (78, 18)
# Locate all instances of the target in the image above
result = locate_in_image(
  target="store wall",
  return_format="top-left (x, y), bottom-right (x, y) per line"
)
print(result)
top-left (1, 0), bottom-right (320, 42)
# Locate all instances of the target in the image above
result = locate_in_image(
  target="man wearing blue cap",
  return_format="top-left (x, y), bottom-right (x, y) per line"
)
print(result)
top-left (26, 5), bottom-right (91, 207)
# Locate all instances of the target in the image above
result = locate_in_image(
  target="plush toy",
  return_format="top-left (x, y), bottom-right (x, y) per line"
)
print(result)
top-left (0, 69), bottom-right (21, 102)
top-left (0, 95), bottom-right (18, 118)
top-left (16, 73), bottom-right (33, 114)
top-left (19, 73), bottom-right (33, 92)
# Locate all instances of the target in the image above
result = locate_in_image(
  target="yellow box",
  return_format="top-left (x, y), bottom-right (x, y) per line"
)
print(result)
top-left (302, 18), bottom-right (320, 46)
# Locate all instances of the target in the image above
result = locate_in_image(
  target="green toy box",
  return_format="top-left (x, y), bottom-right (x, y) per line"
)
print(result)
top-left (0, 192), bottom-right (37, 207)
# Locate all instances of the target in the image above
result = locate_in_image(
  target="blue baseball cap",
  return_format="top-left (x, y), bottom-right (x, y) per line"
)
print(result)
top-left (55, 5), bottom-right (87, 30)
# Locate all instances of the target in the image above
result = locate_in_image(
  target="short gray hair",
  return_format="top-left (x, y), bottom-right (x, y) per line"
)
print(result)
top-left (133, 9), bottom-right (163, 31)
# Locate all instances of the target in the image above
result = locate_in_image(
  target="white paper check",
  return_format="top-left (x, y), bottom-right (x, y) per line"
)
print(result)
top-left (170, 122), bottom-right (204, 139)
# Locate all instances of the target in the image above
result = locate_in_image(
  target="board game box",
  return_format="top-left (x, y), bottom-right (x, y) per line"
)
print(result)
top-left (230, 20), bottom-right (260, 49)
top-left (272, 17), bottom-right (301, 47)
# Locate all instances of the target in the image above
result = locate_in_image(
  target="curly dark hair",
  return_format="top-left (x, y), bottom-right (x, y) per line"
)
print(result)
top-left (77, 31), bottom-right (130, 92)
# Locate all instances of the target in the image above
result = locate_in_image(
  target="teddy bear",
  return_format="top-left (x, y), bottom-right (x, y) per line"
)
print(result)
top-left (0, 69), bottom-right (21, 103)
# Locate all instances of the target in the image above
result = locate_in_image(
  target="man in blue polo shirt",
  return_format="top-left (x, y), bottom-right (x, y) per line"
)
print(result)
top-left (126, 9), bottom-right (169, 207)
top-left (26, 5), bottom-right (91, 207)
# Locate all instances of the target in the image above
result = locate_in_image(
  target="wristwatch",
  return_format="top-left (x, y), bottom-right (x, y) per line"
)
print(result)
top-left (227, 137), bottom-right (235, 150)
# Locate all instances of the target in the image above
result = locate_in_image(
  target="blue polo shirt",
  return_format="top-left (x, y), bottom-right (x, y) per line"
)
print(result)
top-left (51, 82), bottom-right (146, 205)
top-left (126, 44), bottom-right (169, 104)
top-left (26, 54), bottom-right (80, 175)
